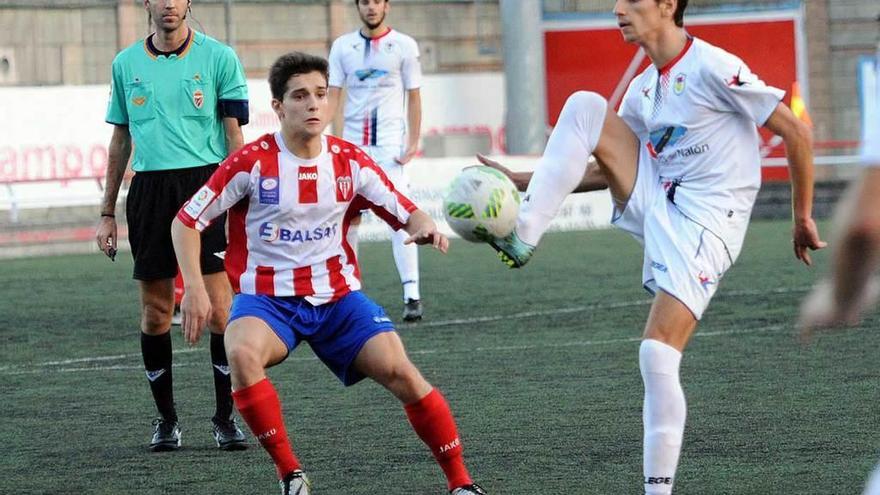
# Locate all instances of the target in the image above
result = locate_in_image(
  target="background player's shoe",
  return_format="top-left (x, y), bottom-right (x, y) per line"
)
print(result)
top-left (402, 298), bottom-right (423, 322)
top-left (490, 230), bottom-right (535, 268)
top-left (450, 483), bottom-right (488, 494)
top-left (171, 304), bottom-right (182, 326)
top-left (212, 417), bottom-right (247, 451)
top-left (149, 418), bottom-right (181, 452)
top-left (280, 470), bottom-right (311, 495)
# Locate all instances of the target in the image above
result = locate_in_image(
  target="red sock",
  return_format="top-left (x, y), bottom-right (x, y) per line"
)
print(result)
top-left (232, 378), bottom-right (301, 478)
top-left (404, 388), bottom-right (472, 490)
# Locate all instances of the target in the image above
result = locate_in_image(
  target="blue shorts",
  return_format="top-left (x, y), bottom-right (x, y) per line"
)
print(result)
top-left (228, 291), bottom-right (395, 386)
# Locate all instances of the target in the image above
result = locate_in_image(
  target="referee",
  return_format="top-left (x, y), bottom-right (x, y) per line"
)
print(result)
top-left (95, 0), bottom-right (248, 452)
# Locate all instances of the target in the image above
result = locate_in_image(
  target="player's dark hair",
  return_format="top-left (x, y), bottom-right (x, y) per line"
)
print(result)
top-left (354, 0), bottom-right (388, 4)
top-left (672, 0), bottom-right (687, 27)
top-left (268, 52), bottom-right (329, 100)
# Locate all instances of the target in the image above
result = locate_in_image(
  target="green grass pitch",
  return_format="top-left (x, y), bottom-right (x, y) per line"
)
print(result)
top-left (1, 219), bottom-right (877, 494)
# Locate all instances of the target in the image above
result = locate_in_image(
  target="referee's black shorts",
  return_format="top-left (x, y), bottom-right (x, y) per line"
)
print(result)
top-left (126, 164), bottom-right (226, 281)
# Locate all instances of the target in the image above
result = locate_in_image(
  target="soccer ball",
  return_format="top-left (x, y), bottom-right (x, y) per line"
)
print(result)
top-left (443, 165), bottom-right (520, 243)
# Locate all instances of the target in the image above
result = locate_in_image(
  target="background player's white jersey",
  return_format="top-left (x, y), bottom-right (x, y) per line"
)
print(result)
top-left (859, 51), bottom-right (880, 165)
top-left (177, 133), bottom-right (416, 304)
top-left (619, 37), bottom-right (784, 251)
top-left (329, 29), bottom-right (421, 148)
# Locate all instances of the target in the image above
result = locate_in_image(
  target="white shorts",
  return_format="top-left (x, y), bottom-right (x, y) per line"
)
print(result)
top-left (363, 145), bottom-right (410, 194)
top-left (612, 148), bottom-right (735, 320)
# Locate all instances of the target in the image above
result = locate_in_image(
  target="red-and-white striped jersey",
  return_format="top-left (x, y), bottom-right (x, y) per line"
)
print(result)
top-left (176, 132), bottom-right (417, 304)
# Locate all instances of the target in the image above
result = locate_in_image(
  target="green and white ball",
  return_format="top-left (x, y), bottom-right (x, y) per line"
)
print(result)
top-left (443, 165), bottom-right (521, 243)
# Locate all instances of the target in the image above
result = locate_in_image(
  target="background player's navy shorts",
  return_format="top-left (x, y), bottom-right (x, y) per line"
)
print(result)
top-left (228, 291), bottom-right (395, 386)
top-left (126, 164), bottom-right (226, 281)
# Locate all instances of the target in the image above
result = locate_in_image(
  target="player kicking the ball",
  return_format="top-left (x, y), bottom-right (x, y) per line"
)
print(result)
top-left (485, 0), bottom-right (824, 493)
top-left (171, 52), bottom-right (485, 495)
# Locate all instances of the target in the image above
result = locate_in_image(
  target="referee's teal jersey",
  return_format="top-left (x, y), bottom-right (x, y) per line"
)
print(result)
top-left (106, 29), bottom-right (249, 172)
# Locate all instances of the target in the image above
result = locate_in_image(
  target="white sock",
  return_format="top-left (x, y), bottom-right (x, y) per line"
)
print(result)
top-left (865, 462), bottom-right (880, 495)
top-left (640, 339), bottom-right (686, 495)
top-left (516, 91), bottom-right (607, 246)
top-left (391, 228), bottom-right (420, 301)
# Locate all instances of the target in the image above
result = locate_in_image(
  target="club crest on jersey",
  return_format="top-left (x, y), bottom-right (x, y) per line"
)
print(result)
top-left (193, 88), bottom-right (204, 109)
top-left (259, 177), bottom-right (280, 205)
top-left (298, 166), bottom-right (319, 204)
top-left (132, 96), bottom-right (147, 106)
top-left (336, 176), bottom-right (353, 201)
top-left (673, 73), bottom-right (686, 95)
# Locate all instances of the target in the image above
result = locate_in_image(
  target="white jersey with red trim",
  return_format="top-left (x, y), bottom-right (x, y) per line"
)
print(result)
top-left (618, 37), bottom-right (784, 252)
top-left (328, 29), bottom-right (421, 148)
top-left (177, 133), bottom-right (417, 304)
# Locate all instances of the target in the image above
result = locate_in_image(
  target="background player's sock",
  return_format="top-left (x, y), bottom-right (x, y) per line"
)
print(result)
top-left (864, 462), bottom-right (880, 495)
top-left (141, 331), bottom-right (176, 421)
top-left (640, 339), bottom-right (686, 495)
top-left (404, 388), bottom-right (472, 490)
top-left (391, 228), bottom-right (420, 301)
top-left (233, 378), bottom-right (301, 478)
top-left (517, 91), bottom-right (607, 246)
top-left (210, 332), bottom-right (234, 421)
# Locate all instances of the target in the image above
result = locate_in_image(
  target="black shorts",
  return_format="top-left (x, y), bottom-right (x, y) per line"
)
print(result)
top-left (126, 164), bottom-right (227, 281)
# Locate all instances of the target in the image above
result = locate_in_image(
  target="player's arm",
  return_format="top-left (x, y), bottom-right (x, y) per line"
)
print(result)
top-left (396, 88), bottom-right (421, 165)
top-left (476, 154), bottom-right (608, 193)
top-left (763, 102), bottom-right (827, 265)
top-left (328, 86), bottom-right (345, 136)
top-left (403, 209), bottom-right (448, 254)
top-left (171, 217), bottom-right (211, 344)
top-left (95, 124), bottom-right (132, 259)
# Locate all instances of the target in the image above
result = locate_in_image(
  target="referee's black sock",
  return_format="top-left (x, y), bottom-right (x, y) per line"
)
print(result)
top-left (210, 332), bottom-right (234, 422)
top-left (141, 331), bottom-right (177, 422)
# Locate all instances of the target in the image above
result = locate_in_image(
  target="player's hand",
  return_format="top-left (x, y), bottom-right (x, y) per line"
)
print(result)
top-left (404, 226), bottom-right (449, 254)
top-left (476, 153), bottom-right (529, 192)
top-left (395, 146), bottom-right (418, 165)
top-left (181, 286), bottom-right (211, 345)
top-left (95, 216), bottom-right (118, 261)
top-left (792, 217), bottom-right (827, 266)
top-left (798, 278), bottom-right (879, 343)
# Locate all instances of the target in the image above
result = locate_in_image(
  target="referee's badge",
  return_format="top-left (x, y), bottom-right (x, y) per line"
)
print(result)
top-left (193, 88), bottom-right (204, 109)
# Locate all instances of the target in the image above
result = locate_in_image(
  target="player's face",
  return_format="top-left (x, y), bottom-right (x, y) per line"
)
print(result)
top-left (144, 0), bottom-right (189, 33)
top-left (613, 0), bottom-right (674, 43)
top-left (357, 0), bottom-right (389, 30)
top-left (273, 71), bottom-right (329, 139)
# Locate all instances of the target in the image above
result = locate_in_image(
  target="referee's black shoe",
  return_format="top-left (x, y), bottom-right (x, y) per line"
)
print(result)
top-left (149, 418), bottom-right (181, 452)
top-left (212, 417), bottom-right (247, 451)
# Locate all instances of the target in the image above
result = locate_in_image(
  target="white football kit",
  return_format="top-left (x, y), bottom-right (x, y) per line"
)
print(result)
top-left (859, 51), bottom-right (880, 166)
top-left (614, 37), bottom-right (784, 318)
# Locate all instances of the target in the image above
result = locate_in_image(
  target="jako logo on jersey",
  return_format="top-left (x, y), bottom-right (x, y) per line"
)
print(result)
top-left (355, 68), bottom-right (389, 81)
top-left (298, 166), bottom-right (319, 204)
top-left (336, 176), bottom-right (353, 201)
top-left (673, 73), bottom-right (686, 95)
top-left (259, 222), bottom-right (338, 244)
top-left (193, 88), bottom-right (204, 108)
top-left (132, 96), bottom-right (146, 106)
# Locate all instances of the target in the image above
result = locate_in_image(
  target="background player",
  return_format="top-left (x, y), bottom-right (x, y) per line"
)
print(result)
top-left (95, 0), bottom-right (248, 451)
top-left (799, 19), bottom-right (880, 495)
top-left (171, 52), bottom-right (485, 495)
top-left (486, 0), bottom-right (825, 492)
top-left (328, 0), bottom-right (425, 321)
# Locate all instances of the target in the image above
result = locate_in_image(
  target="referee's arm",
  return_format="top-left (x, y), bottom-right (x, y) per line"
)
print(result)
top-left (96, 124), bottom-right (132, 257)
top-left (222, 117), bottom-right (244, 156)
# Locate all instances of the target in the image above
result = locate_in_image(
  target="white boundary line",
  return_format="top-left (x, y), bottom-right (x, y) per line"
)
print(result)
top-left (0, 287), bottom-right (806, 376)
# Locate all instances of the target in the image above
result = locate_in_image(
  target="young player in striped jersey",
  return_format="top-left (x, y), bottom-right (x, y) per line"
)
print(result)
top-left (484, 0), bottom-right (825, 493)
top-left (328, 0), bottom-right (425, 321)
top-left (171, 52), bottom-right (485, 495)
top-left (799, 23), bottom-right (880, 495)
